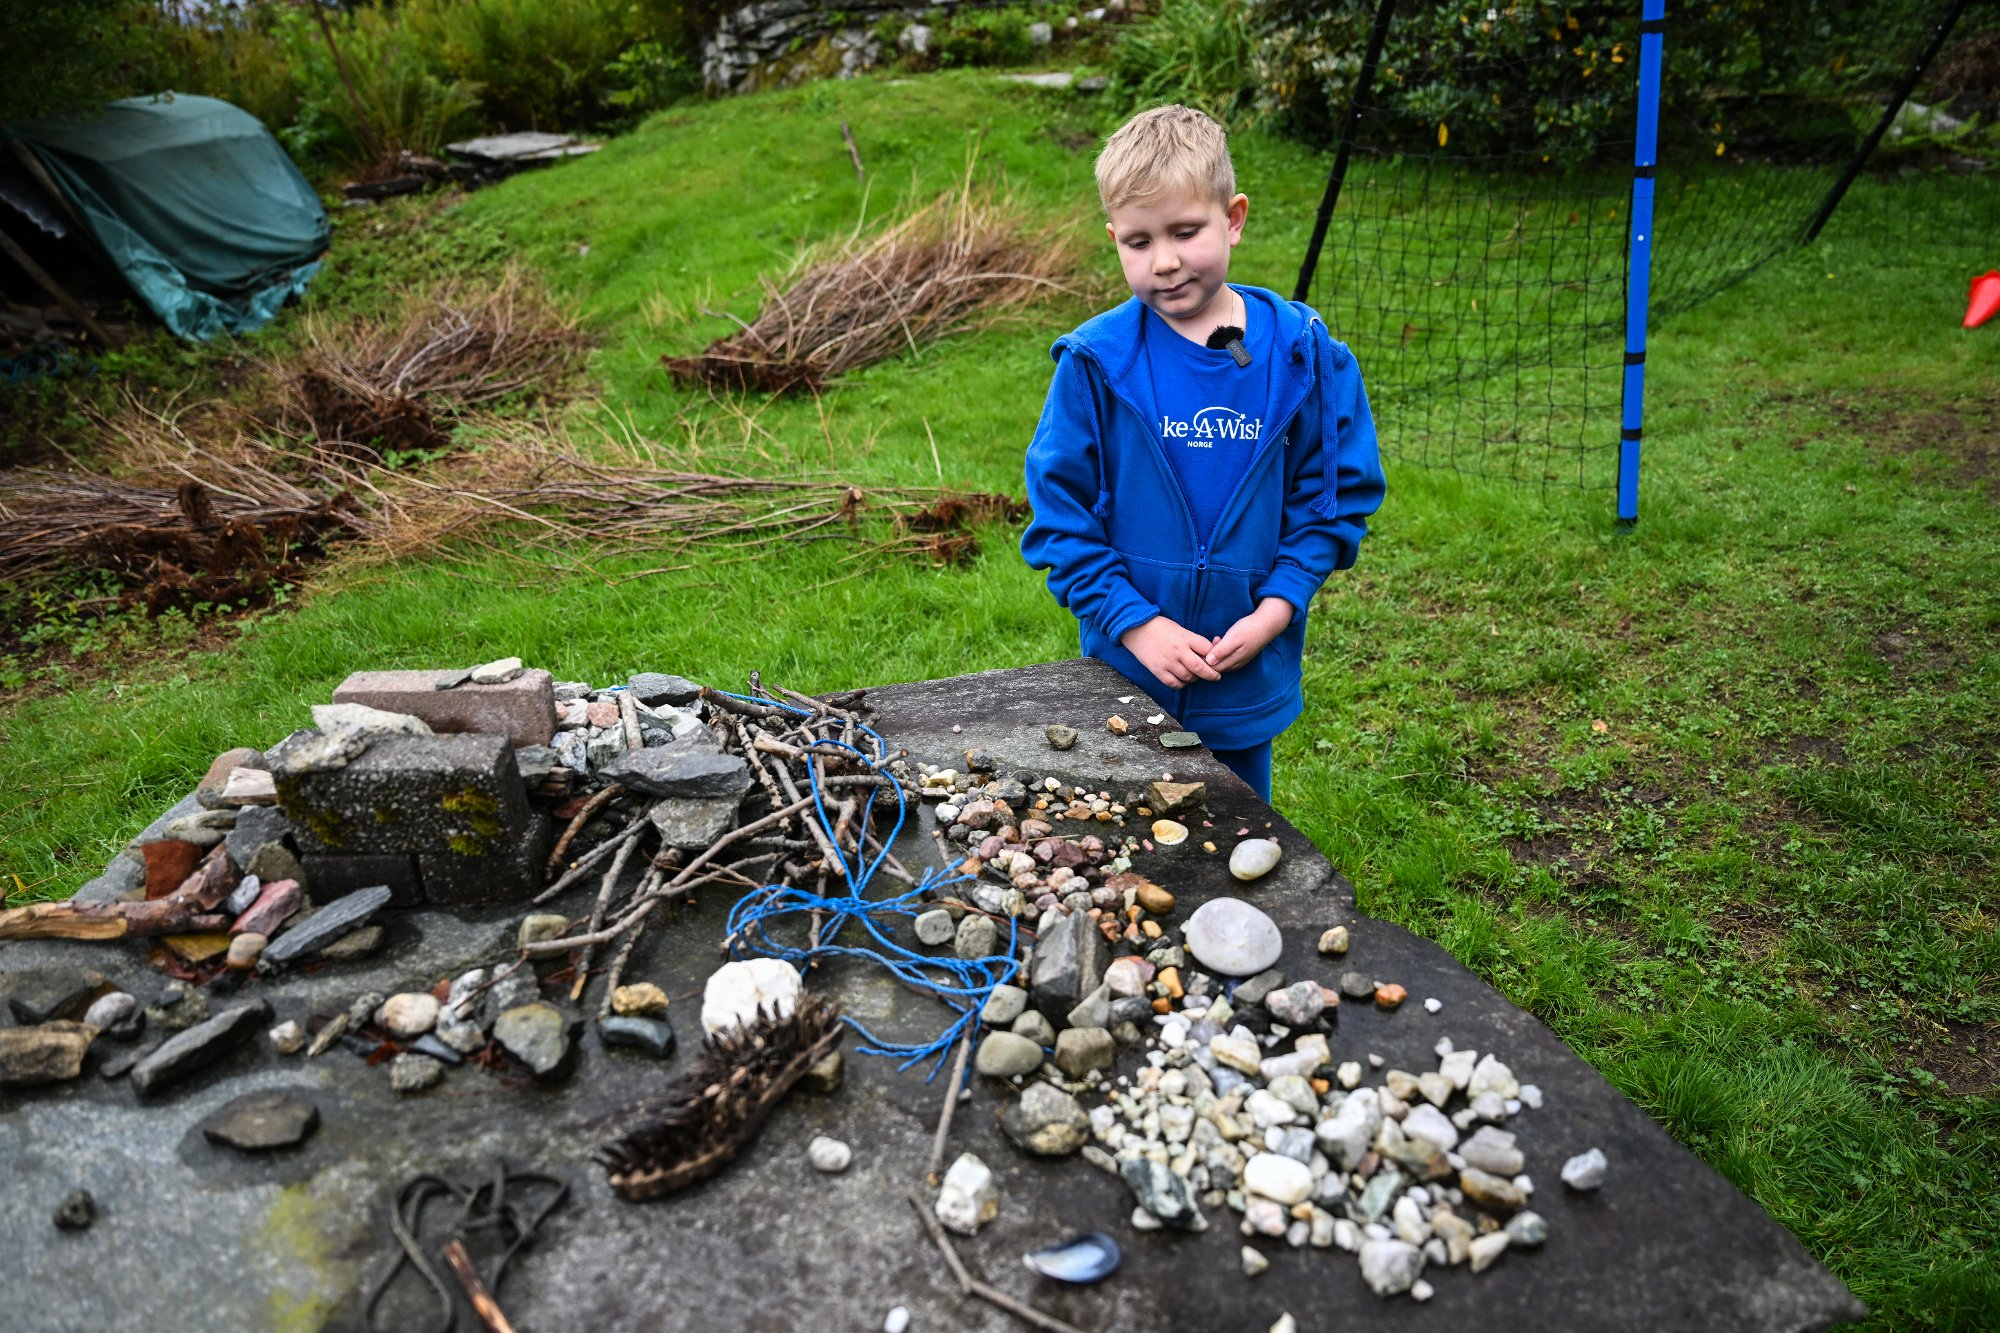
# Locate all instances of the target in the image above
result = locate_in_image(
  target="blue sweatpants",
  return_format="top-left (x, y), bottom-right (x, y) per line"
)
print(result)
top-left (1209, 741), bottom-right (1273, 803)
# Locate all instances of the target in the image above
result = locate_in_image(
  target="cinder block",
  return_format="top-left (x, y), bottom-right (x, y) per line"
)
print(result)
top-left (419, 811), bottom-right (552, 906)
top-left (331, 668), bottom-right (556, 747)
top-left (279, 733), bottom-right (532, 862)
top-left (302, 852), bottom-right (425, 907)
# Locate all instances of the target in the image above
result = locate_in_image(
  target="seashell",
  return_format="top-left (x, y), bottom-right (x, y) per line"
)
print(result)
top-left (1022, 1232), bottom-right (1122, 1284)
top-left (1150, 819), bottom-right (1189, 846)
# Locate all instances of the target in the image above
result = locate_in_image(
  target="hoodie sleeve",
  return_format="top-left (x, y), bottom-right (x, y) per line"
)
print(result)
top-left (1254, 328), bottom-right (1387, 618)
top-left (1021, 347), bottom-right (1163, 644)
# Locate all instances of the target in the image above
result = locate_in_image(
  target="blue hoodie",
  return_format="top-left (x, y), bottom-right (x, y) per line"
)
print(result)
top-left (1021, 283), bottom-right (1386, 750)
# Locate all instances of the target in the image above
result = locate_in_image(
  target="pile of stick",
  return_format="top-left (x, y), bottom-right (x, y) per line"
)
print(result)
top-left (509, 677), bottom-right (933, 1014)
top-left (665, 164), bottom-right (1079, 393)
top-left (277, 265), bottom-right (590, 461)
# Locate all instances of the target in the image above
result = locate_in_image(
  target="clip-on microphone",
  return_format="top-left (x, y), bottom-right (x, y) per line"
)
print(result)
top-left (1206, 325), bottom-right (1252, 367)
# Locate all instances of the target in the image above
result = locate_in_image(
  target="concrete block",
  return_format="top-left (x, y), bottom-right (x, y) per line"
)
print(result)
top-left (303, 852), bottom-right (425, 907)
top-left (419, 810), bottom-right (551, 906)
top-left (278, 733), bottom-right (532, 859)
top-left (331, 668), bottom-right (556, 747)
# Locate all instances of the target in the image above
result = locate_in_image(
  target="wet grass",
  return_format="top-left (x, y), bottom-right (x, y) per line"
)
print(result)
top-left (1, 68), bottom-right (1995, 1328)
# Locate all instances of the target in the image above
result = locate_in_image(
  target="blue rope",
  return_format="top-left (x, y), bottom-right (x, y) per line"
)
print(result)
top-left (717, 690), bottom-right (1019, 1082)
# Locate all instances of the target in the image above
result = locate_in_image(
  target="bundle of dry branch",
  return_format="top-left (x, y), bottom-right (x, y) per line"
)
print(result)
top-left (278, 265), bottom-right (591, 460)
top-left (665, 162), bottom-right (1079, 393)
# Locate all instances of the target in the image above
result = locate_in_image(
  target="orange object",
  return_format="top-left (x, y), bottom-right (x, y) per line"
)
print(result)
top-left (1967, 271), bottom-right (2000, 329)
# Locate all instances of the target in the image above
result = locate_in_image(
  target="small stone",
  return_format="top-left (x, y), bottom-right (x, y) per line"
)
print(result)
top-left (493, 1003), bottom-right (577, 1079)
top-left (1106, 715), bottom-right (1129, 735)
top-left (914, 908), bottom-right (956, 945)
top-left (884, 1306), bottom-right (911, 1333)
top-left (268, 1020), bottom-right (307, 1055)
top-left (1460, 1126), bottom-right (1525, 1177)
top-left (1054, 1027), bottom-right (1115, 1077)
top-left (1000, 1081), bottom-right (1092, 1155)
top-left (1234, 969), bottom-right (1286, 1007)
top-left (259, 886), bottom-right (392, 969)
top-left (1359, 1238), bottom-right (1423, 1296)
top-left (1229, 838), bottom-right (1282, 882)
top-left (0, 1022), bottom-right (99, 1086)
top-left (1046, 724), bottom-right (1078, 750)
top-left (1103, 957), bottom-right (1155, 999)
top-left (468, 656), bottom-right (525, 684)
top-left (1243, 1152), bottom-right (1313, 1205)
top-left (1011, 1010), bottom-right (1056, 1046)
top-left (1265, 981), bottom-right (1324, 1028)
top-left (955, 913), bottom-right (999, 959)
top-left (808, 1135), bottom-right (853, 1173)
top-left (389, 1053), bottom-right (444, 1094)
top-left (1424, 997), bottom-right (1443, 1014)
top-left (1133, 881), bottom-right (1175, 914)
top-left (1270, 1316), bottom-right (1297, 1333)
top-left (518, 913), bottom-right (570, 948)
top-left (627, 672), bottom-right (702, 706)
top-left (225, 874), bottom-right (264, 916)
top-left (1120, 1156), bottom-right (1206, 1230)
top-left (1402, 1104), bottom-right (1459, 1151)
top-left (1374, 983), bottom-right (1408, 1010)
top-left (611, 983), bottom-right (671, 1017)
top-left (225, 933), bottom-right (267, 970)
top-left (200, 1089), bottom-right (319, 1151)
top-left (1316, 926), bottom-right (1350, 956)
top-left (981, 984), bottom-right (1028, 1026)
top-left (1505, 1210), bottom-right (1549, 1247)
top-left (599, 1014), bottom-right (676, 1057)
top-left (1144, 780), bottom-right (1206, 816)
top-left (1561, 1147), bottom-right (1607, 1190)
top-left (82, 992), bottom-right (138, 1034)
top-left (376, 992), bottom-right (440, 1038)
top-left (1411, 1279), bottom-right (1435, 1301)
top-left (1150, 819), bottom-right (1188, 845)
top-left (1241, 1246), bottom-right (1270, 1277)
top-left (436, 969), bottom-right (491, 1053)
top-left (1469, 1231), bottom-right (1510, 1273)
top-left (1336, 1060), bottom-right (1363, 1089)
top-left (976, 1031), bottom-right (1045, 1078)
top-left (1460, 1167), bottom-right (1529, 1211)
top-left (803, 1049), bottom-right (844, 1094)
top-left (700, 958), bottom-right (801, 1036)
top-left (936, 1153), bottom-right (999, 1234)
top-left (1182, 898), bottom-right (1283, 976)
top-left (53, 1189), bottom-right (96, 1231)
top-left (130, 1001), bottom-right (270, 1096)
top-left (1339, 972), bottom-right (1376, 1000)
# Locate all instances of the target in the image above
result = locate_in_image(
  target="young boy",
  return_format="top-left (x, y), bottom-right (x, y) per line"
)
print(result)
top-left (1021, 105), bottom-right (1386, 802)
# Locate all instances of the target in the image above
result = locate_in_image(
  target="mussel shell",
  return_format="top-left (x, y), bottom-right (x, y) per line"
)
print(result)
top-left (1022, 1231), bottom-right (1121, 1284)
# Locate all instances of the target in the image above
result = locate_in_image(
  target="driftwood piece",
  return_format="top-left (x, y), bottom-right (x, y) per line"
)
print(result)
top-left (0, 899), bottom-right (231, 941)
top-left (441, 1239), bottom-right (518, 1333)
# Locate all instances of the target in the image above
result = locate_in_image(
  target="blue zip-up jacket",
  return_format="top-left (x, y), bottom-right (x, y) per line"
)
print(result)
top-left (1021, 284), bottom-right (1386, 750)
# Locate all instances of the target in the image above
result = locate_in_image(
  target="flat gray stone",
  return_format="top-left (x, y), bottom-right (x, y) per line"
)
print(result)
top-left (598, 1014), bottom-right (676, 1058)
top-left (603, 745), bottom-right (751, 801)
top-left (494, 1002), bottom-right (576, 1079)
top-left (627, 673), bottom-right (703, 706)
top-left (130, 1001), bottom-right (270, 1097)
top-left (258, 887), bottom-right (393, 970)
top-left (649, 796), bottom-right (740, 851)
top-left (199, 1089), bottom-right (319, 1151)
top-left (974, 1031), bottom-right (1043, 1078)
top-left (1028, 906), bottom-right (1103, 1022)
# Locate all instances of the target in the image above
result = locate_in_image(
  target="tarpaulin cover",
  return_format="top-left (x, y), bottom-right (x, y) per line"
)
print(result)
top-left (6, 94), bottom-right (328, 340)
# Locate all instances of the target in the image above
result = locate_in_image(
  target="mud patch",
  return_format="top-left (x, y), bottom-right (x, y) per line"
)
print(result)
top-left (1908, 1017), bottom-right (2000, 1096)
top-left (1827, 393), bottom-right (2000, 500)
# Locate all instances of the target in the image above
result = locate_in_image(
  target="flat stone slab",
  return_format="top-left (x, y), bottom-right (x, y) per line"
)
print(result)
top-left (0, 659), bottom-right (1861, 1331)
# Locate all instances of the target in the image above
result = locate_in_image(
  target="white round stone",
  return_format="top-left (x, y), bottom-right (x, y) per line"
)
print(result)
top-left (808, 1135), bottom-right (852, 1173)
top-left (1228, 838), bottom-right (1282, 881)
top-left (884, 1306), bottom-right (911, 1333)
top-left (376, 992), bottom-right (440, 1038)
top-left (701, 958), bottom-right (802, 1036)
top-left (1181, 897), bottom-right (1283, 976)
top-left (1242, 1152), bottom-right (1314, 1205)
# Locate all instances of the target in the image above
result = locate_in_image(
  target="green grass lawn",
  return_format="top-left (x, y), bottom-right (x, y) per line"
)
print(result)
top-left (2, 70), bottom-right (1996, 1327)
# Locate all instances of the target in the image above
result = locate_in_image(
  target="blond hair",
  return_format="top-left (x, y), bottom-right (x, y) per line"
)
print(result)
top-left (1095, 105), bottom-right (1236, 213)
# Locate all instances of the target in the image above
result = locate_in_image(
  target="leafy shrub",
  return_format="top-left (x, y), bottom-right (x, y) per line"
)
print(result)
top-left (1249, 0), bottom-right (1944, 166)
top-left (399, 0), bottom-right (643, 131)
top-left (1109, 0), bottom-right (1258, 127)
top-left (938, 10), bottom-right (1038, 69)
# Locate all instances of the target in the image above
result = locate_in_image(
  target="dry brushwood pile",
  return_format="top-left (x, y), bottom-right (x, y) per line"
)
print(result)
top-left (665, 164), bottom-right (1080, 393)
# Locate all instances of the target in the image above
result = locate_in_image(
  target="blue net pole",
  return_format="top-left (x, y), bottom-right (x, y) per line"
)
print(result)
top-left (1617, 0), bottom-right (1666, 529)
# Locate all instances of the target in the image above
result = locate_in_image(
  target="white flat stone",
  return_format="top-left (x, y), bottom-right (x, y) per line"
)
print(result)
top-left (1182, 897), bottom-right (1283, 976)
top-left (700, 958), bottom-right (802, 1036)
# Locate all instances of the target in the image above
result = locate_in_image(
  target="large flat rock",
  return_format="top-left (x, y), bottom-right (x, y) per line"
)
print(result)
top-left (0, 659), bottom-right (1862, 1332)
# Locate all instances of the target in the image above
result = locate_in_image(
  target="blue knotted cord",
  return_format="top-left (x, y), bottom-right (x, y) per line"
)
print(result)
top-left (716, 690), bottom-right (1019, 1082)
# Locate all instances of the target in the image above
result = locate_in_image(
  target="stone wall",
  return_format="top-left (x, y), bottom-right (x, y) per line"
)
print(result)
top-left (703, 0), bottom-right (1063, 93)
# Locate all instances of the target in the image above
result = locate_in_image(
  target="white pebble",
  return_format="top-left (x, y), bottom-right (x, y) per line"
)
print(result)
top-left (1561, 1147), bottom-right (1607, 1190)
top-left (1519, 1083), bottom-right (1544, 1109)
top-left (807, 1135), bottom-right (852, 1173)
top-left (884, 1306), bottom-right (911, 1333)
top-left (1423, 997), bottom-right (1442, 1014)
top-left (1367, 1053), bottom-right (1384, 1068)
top-left (1270, 1317), bottom-right (1297, 1333)
top-left (1146, 713), bottom-right (1165, 725)
top-left (1241, 1246), bottom-right (1269, 1277)
top-left (1412, 1279), bottom-right (1435, 1301)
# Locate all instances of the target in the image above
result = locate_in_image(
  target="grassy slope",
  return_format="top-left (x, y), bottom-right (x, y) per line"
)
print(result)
top-left (2, 70), bottom-right (1996, 1326)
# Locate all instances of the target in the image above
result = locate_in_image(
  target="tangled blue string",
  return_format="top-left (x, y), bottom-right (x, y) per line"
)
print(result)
top-left (718, 690), bottom-right (1019, 1082)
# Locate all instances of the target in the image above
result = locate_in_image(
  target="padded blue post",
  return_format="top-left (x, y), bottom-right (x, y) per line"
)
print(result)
top-left (1617, 0), bottom-right (1665, 529)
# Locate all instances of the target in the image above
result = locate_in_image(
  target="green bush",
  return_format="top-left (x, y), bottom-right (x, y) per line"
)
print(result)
top-left (938, 10), bottom-right (1037, 69)
top-left (1249, 0), bottom-right (1942, 166)
top-left (400, 0), bottom-right (644, 131)
top-left (1109, 0), bottom-right (1258, 127)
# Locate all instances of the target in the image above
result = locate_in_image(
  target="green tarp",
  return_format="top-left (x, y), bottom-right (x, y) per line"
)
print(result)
top-left (7, 94), bottom-right (328, 341)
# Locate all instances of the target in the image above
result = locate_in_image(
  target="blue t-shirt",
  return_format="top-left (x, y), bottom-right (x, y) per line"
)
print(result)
top-left (1141, 296), bottom-right (1276, 544)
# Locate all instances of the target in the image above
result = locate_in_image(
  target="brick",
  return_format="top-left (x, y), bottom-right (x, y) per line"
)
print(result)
top-left (278, 733), bottom-right (532, 858)
top-left (331, 668), bottom-right (556, 747)
top-left (196, 747), bottom-right (265, 809)
top-left (140, 840), bottom-right (202, 899)
top-left (419, 810), bottom-right (551, 906)
top-left (302, 852), bottom-right (425, 907)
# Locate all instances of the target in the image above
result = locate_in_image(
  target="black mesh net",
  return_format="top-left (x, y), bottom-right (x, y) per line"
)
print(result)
top-left (1269, 0), bottom-right (2000, 490)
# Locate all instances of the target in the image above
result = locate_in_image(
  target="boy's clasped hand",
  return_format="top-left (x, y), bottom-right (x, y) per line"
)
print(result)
top-left (1120, 595), bottom-right (1294, 689)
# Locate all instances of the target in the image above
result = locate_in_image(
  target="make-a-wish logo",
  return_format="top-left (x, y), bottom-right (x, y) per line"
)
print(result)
top-left (1158, 406), bottom-right (1262, 448)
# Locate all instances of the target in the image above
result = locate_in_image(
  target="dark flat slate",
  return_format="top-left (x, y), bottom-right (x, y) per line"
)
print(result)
top-left (0, 659), bottom-right (1862, 1332)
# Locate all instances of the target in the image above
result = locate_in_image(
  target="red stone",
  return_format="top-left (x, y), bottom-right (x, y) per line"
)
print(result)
top-left (230, 879), bottom-right (303, 936)
top-left (331, 668), bottom-right (557, 746)
top-left (585, 699), bottom-right (620, 729)
top-left (141, 840), bottom-right (201, 900)
top-left (197, 747), bottom-right (263, 804)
